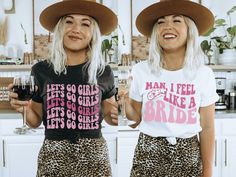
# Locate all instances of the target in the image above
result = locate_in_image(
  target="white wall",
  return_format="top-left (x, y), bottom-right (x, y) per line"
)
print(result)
top-left (0, 0), bottom-right (33, 58)
top-left (0, 0), bottom-right (235, 60)
top-left (118, 0), bottom-right (236, 54)
top-left (118, 0), bottom-right (131, 54)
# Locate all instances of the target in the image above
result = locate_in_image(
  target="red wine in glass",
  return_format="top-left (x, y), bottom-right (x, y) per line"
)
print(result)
top-left (13, 84), bottom-right (35, 101)
top-left (13, 75), bottom-right (35, 134)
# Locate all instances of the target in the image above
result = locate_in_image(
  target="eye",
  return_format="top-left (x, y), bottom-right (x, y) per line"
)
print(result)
top-left (65, 20), bottom-right (73, 24)
top-left (82, 23), bottom-right (90, 27)
top-left (157, 20), bottom-right (165, 24)
top-left (173, 20), bottom-right (181, 23)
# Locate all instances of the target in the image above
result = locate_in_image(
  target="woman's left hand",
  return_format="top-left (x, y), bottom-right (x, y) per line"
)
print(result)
top-left (102, 96), bottom-right (118, 126)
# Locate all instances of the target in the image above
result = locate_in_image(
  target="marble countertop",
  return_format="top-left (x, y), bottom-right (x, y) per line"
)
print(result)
top-left (215, 109), bottom-right (236, 119)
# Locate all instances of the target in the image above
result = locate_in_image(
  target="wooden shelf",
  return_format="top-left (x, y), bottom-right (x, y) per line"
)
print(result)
top-left (0, 65), bottom-right (32, 71)
top-left (208, 65), bottom-right (236, 71)
top-left (1, 64), bottom-right (236, 72)
top-left (109, 63), bottom-right (118, 70)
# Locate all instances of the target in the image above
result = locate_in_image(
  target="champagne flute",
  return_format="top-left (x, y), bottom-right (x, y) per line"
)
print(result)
top-left (118, 69), bottom-right (130, 125)
top-left (13, 75), bottom-right (35, 134)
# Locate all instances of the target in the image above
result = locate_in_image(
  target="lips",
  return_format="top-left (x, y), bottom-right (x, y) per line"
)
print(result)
top-left (68, 35), bottom-right (82, 41)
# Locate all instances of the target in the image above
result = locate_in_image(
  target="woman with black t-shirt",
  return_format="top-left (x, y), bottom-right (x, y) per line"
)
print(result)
top-left (8, 0), bottom-right (118, 176)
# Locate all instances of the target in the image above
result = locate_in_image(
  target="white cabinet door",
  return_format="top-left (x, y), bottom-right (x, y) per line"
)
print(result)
top-left (212, 120), bottom-right (221, 177)
top-left (221, 119), bottom-right (236, 177)
top-left (222, 137), bottom-right (236, 177)
top-left (213, 119), bottom-right (236, 177)
top-left (103, 133), bottom-right (118, 177)
top-left (118, 130), bottom-right (139, 177)
top-left (0, 135), bottom-right (44, 177)
top-left (212, 137), bottom-right (220, 177)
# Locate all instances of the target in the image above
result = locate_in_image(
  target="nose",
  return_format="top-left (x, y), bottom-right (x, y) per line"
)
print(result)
top-left (163, 21), bottom-right (173, 29)
top-left (71, 22), bottom-right (82, 34)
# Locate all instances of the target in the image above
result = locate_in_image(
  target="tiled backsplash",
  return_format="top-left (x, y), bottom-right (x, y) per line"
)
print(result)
top-left (214, 71), bottom-right (236, 94)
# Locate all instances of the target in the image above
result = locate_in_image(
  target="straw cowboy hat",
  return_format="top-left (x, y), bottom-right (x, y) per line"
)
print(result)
top-left (136, 0), bottom-right (214, 36)
top-left (40, 0), bottom-right (117, 35)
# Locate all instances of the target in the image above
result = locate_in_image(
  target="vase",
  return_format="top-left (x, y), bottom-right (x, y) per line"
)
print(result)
top-left (218, 49), bottom-right (236, 65)
top-left (23, 44), bottom-right (33, 65)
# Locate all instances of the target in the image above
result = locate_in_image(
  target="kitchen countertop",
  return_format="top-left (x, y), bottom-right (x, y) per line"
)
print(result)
top-left (0, 110), bottom-right (117, 134)
top-left (215, 109), bottom-right (236, 119)
top-left (1, 109), bottom-right (236, 132)
top-left (0, 109), bottom-right (22, 119)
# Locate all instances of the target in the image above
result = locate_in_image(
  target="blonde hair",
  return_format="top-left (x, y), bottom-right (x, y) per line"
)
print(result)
top-left (148, 16), bottom-right (205, 79)
top-left (49, 16), bottom-right (105, 84)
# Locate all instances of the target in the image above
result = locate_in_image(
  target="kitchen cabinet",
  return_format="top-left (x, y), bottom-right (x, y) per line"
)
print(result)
top-left (213, 119), bottom-right (236, 177)
top-left (118, 130), bottom-right (139, 177)
top-left (104, 132), bottom-right (118, 177)
top-left (0, 133), bottom-right (118, 177)
top-left (0, 115), bottom-right (118, 177)
top-left (118, 119), bottom-right (236, 177)
top-left (0, 135), bottom-right (44, 177)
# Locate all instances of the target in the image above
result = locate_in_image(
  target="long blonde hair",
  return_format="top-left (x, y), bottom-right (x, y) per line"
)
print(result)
top-left (49, 16), bottom-right (105, 84)
top-left (148, 16), bottom-right (205, 79)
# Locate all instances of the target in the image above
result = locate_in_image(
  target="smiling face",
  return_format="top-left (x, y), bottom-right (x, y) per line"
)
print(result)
top-left (63, 14), bottom-right (93, 53)
top-left (156, 15), bottom-right (188, 52)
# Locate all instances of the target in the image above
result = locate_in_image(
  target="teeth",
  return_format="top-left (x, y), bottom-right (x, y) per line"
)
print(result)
top-left (163, 34), bottom-right (176, 39)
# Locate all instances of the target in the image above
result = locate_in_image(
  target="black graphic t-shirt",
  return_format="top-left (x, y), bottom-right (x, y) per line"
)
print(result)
top-left (31, 60), bottom-right (116, 140)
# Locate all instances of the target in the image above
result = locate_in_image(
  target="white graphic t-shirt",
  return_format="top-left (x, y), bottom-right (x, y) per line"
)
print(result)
top-left (129, 61), bottom-right (219, 142)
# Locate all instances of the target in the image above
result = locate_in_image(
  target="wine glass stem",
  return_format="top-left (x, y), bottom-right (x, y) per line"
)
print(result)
top-left (122, 96), bottom-right (127, 120)
top-left (23, 106), bottom-right (27, 127)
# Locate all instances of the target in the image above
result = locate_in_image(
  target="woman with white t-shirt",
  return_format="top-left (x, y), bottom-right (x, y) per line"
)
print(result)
top-left (123, 0), bottom-right (219, 176)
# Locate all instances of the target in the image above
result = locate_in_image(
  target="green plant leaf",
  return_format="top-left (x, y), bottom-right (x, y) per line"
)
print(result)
top-left (227, 6), bottom-right (236, 15)
top-left (219, 48), bottom-right (224, 54)
top-left (101, 39), bottom-right (110, 53)
top-left (200, 40), bottom-right (211, 53)
top-left (227, 25), bottom-right (236, 37)
top-left (203, 27), bottom-right (216, 36)
top-left (215, 19), bottom-right (227, 27)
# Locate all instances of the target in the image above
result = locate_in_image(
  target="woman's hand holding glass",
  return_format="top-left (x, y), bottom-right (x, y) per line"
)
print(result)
top-left (8, 75), bottom-right (36, 134)
top-left (118, 69), bottom-right (136, 126)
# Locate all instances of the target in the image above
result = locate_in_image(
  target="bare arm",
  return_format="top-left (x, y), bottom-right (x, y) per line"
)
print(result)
top-left (102, 96), bottom-right (118, 126)
top-left (26, 100), bottom-right (43, 128)
top-left (8, 83), bottom-right (43, 128)
top-left (199, 104), bottom-right (215, 177)
top-left (125, 97), bottom-right (142, 128)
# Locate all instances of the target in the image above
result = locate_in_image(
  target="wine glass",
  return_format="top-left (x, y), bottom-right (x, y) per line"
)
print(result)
top-left (118, 69), bottom-right (131, 125)
top-left (13, 75), bottom-right (35, 134)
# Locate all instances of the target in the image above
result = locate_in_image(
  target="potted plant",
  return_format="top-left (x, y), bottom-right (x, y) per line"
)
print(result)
top-left (200, 40), bottom-right (214, 65)
top-left (202, 6), bottom-right (236, 64)
top-left (101, 32), bottom-right (118, 64)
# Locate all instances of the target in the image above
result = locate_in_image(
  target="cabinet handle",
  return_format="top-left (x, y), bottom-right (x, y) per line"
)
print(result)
top-left (214, 140), bottom-right (217, 167)
top-left (2, 140), bottom-right (5, 167)
top-left (225, 139), bottom-right (227, 167)
top-left (115, 137), bottom-right (118, 164)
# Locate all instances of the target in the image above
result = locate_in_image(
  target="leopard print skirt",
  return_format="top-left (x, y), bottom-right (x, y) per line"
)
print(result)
top-left (37, 137), bottom-right (112, 177)
top-left (130, 133), bottom-right (202, 177)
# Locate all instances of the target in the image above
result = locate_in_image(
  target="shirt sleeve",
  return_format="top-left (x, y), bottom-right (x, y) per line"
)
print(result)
top-left (200, 68), bottom-right (219, 107)
top-left (101, 65), bottom-right (116, 100)
top-left (31, 64), bottom-right (43, 103)
top-left (129, 64), bottom-right (142, 102)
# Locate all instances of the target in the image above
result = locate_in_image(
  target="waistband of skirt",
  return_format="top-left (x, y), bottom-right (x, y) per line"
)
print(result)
top-left (45, 130), bottom-right (102, 141)
top-left (140, 132), bottom-right (198, 139)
